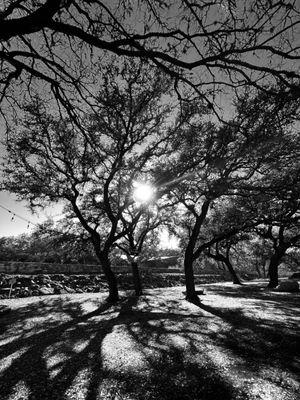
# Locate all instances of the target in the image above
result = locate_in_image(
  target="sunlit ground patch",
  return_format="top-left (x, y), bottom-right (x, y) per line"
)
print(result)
top-left (7, 380), bottom-right (30, 400)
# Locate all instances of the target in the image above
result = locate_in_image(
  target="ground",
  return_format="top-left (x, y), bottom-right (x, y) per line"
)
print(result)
top-left (0, 281), bottom-right (299, 400)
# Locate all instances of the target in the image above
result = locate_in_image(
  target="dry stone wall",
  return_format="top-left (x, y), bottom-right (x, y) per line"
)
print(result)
top-left (0, 261), bottom-right (103, 275)
top-left (0, 261), bottom-right (183, 275)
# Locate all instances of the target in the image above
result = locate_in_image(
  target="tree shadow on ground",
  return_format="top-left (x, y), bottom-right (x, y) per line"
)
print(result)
top-left (195, 285), bottom-right (300, 376)
top-left (205, 282), bottom-right (300, 307)
top-left (0, 294), bottom-right (249, 400)
top-left (0, 288), bottom-right (299, 400)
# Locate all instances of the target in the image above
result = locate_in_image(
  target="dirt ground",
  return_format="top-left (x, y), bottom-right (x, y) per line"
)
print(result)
top-left (0, 281), bottom-right (299, 400)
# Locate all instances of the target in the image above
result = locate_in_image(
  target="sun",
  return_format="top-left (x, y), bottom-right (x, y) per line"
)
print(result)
top-left (133, 182), bottom-right (155, 203)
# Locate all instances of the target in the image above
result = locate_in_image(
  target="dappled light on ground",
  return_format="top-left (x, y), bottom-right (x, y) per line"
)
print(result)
top-left (0, 282), bottom-right (299, 400)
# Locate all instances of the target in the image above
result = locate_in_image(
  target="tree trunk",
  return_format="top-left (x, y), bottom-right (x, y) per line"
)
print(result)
top-left (255, 261), bottom-right (261, 278)
top-left (267, 244), bottom-right (288, 288)
top-left (224, 259), bottom-right (242, 285)
top-left (263, 259), bottom-right (269, 278)
top-left (97, 251), bottom-right (119, 302)
top-left (184, 249), bottom-right (199, 304)
top-left (262, 264), bottom-right (266, 278)
top-left (267, 254), bottom-right (281, 288)
top-left (131, 260), bottom-right (142, 296)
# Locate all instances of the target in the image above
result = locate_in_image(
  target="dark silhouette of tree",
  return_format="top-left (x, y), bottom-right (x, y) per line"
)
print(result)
top-left (1, 60), bottom-right (199, 302)
top-left (253, 172), bottom-right (300, 288)
top-left (206, 240), bottom-right (242, 285)
top-left (115, 204), bottom-right (162, 296)
top-left (157, 89), bottom-right (299, 303)
top-left (1, 0), bottom-right (299, 124)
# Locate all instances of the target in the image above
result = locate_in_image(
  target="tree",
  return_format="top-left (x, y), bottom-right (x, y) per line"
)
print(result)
top-left (195, 193), bottom-right (267, 284)
top-left (0, 235), bottom-right (32, 262)
top-left (2, 60), bottom-right (199, 301)
top-left (115, 202), bottom-right (162, 296)
top-left (247, 237), bottom-right (272, 278)
top-left (253, 171), bottom-right (300, 288)
top-left (1, 0), bottom-right (299, 125)
top-left (157, 89), bottom-right (299, 303)
top-left (206, 238), bottom-right (243, 285)
top-left (0, 219), bottom-right (99, 264)
top-left (235, 95), bottom-right (300, 288)
top-left (31, 219), bottom-right (99, 264)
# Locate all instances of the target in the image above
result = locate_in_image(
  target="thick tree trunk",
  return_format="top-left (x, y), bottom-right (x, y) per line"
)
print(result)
top-left (131, 261), bottom-right (143, 296)
top-left (184, 250), bottom-right (199, 304)
top-left (183, 201), bottom-right (210, 304)
top-left (224, 259), bottom-right (242, 285)
top-left (267, 254), bottom-right (280, 288)
top-left (97, 251), bottom-right (119, 302)
top-left (267, 245), bottom-right (288, 288)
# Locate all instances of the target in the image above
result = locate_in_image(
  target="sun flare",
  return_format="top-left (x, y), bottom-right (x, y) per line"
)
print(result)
top-left (133, 182), bottom-right (155, 203)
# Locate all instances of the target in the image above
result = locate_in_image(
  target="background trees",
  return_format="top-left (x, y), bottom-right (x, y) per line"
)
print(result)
top-left (0, 220), bottom-right (97, 264)
top-left (252, 171), bottom-right (300, 287)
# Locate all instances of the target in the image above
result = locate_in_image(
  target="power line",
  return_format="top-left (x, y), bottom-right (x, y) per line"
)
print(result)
top-left (0, 203), bottom-right (67, 229)
top-left (0, 203), bottom-right (38, 227)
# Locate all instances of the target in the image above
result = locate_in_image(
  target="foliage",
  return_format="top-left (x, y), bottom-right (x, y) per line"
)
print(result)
top-left (0, 0), bottom-right (299, 125)
top-left (0, 220), bottom-right (98, 264)
top-left (155, 88), bottom-right (300, 299)
top-left (1, 59), bottom-right (203, 300)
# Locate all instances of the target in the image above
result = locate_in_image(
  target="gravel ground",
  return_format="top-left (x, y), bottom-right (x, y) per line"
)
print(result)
top-left (0, 281), bottom-right (299, 400)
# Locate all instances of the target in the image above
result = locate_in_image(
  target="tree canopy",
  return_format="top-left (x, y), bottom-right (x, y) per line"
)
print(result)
top-left (1, 0), bottom-right (299, 124)
top-left (2, 60), bottom-right (200, 300)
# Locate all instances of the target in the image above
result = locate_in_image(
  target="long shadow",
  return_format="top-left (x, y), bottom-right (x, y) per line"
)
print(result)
top-left (0, 298), bottom-right (116, 400)
top-left (205, 282), bottom-right (300, 307)
top-left (196, 300), bottom-right (300, 375)
top-left (0, 294), bottom-right (251, 400)
top-left (94, 345), bottom-right (240, 400)
top-left (1, 289), bottom-right (299, 400)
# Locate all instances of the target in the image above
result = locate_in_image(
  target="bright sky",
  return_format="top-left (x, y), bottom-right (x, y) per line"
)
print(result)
top-left (0, 189), bottom-right (180, 249)
top-left (0, 135), bottom-right (51, 236)
top-left (0, 190), bottom-right (62, 237)
top-left (159, 230), bottom-right (179, 249)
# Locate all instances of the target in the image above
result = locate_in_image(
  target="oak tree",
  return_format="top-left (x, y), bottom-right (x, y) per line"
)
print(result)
top-left (1, 0), bottom-right (299, 124)
top-left (2, 60), bottom-right (201, 301)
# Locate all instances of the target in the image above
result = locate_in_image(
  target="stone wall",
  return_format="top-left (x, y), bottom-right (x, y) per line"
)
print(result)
top-left (0, 261), bottom-right (182, 275)
top-left (0, 261), bottom-right (101, 275)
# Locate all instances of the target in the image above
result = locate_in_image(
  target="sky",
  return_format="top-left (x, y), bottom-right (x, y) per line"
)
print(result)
top-left (0, 189), bottom-right (180, 250)
top-left (0, 189), bottom-right (179, 249)
top-left (0, 190), bottom-right (62, 237)
top-left (0, 128), bottom-right (55, 236)
top-left (159, 230), bottom-right (179, 249)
